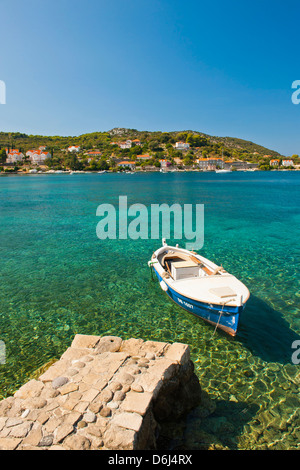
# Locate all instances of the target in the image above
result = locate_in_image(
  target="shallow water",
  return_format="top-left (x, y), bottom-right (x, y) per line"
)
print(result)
top-left (0, 171), bottom-right (299, 449)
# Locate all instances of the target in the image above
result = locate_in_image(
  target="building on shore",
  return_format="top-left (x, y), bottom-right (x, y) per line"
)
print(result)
top-left (197, 158), bottom-right (258, 171)
top-left (282, 159), bottom-right (294, 167)
top-left (197, 157), bottom-right (224, 170)
top-left (26, 149), bottom-right (51, 165)
top-left (6, 151), bottom-right (24, 163)
top-left (229, 161), bottom-right (259, 170)
top-left (117, 161), bottom-right (136, 170)
top-left (270, 159), bottom-right (280, 167)
top-left (137, 165), bottom-right (159, 171)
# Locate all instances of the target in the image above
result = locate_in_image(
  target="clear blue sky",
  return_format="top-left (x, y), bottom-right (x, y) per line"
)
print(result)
top-left (0, 0), bottom-right (299, 155)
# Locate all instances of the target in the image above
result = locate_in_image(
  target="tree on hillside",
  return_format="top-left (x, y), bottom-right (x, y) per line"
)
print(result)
top-left (0, 149), bottom-right (6, 163)
top-left (183, 153), bottom-right (195, 166)
top-left (148, 140), bottom-right (162, 151)
top-left (186, 134), bottom-right (208, 147)
top-left (176, 132), bottom-right (188, 142)
top-left (159, 133), bottom-right (173, 143)
top-left (130, 146), bottom-right (141, 157)
top-left (88, 159), bottom-right (109, 171)
top-left (65, 154), bottom-right (84, 171)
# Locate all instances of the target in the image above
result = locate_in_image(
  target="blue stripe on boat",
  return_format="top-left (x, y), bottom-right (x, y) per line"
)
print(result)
top-left (153, 267), bottom-right (243, 336)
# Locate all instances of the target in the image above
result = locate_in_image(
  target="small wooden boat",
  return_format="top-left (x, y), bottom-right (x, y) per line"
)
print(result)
top-left (148, 240), bottom-right (250, 336)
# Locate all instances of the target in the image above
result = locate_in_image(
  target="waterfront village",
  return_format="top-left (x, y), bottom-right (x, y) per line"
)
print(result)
top-left (0, 129), bottom-right (299, 174)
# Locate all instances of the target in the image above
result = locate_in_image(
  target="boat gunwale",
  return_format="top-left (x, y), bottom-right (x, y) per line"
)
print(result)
top-left (152, 245), bottom-right (250, 307)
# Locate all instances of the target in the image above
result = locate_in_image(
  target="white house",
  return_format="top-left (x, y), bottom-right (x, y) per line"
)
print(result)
top-left (270, 159), bottom-right (280, 167)
top-left (31, 152), bottom-right (51, 165)
top-left (6, 152), bottom-right (24, 163)
top-left (110, 140), bottom-right (134, 149)
top-left (117, 161), bottom-right (136, 170)
top-left (131, 139), bottom-right (141, 146)
top-left (282, 159), bottom-right (294, 167)
top-left (119, 140), bottom-right (132, 149)
top-left (68, 145), bottom-right (81, 153)
top-left (26, 149), bottom-right (51, 165)
top-left (175, 142), bottom-right (190, 150)
top-left (85, 151), bottom-right (102, 157)
top-left (136, 154), bottom-right (150, 161)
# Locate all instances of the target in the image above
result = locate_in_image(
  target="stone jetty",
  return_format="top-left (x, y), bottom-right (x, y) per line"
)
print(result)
top-left (0, 335), bottom-right (201, 450)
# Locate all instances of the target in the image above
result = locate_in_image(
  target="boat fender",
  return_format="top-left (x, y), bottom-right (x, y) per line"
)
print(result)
top-left (160, 280), bottom-right (168, 292)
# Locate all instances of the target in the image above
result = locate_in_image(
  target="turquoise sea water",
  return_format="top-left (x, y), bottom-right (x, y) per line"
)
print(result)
top-left (0, 171), bottom-right (299, 449)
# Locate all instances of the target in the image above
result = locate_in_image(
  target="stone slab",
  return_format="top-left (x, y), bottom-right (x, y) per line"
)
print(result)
top-left (111, 412), bottom-right (143, 432)
top-left (0, 334), bottom-right (199, 450)
top-left (71, 335), bottom-right (101, 349)
top-left (164, 343), bottom-right (190, 365)
top-left (120, 391), bottom-right (152, 416)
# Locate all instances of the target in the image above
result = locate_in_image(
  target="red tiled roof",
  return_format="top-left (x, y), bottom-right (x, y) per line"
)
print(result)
top-left (27, 149), bottom-right (49, 155)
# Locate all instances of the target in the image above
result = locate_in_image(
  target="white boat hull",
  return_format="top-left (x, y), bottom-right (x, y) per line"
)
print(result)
top-left (149, 242), bottom-right (250, 336)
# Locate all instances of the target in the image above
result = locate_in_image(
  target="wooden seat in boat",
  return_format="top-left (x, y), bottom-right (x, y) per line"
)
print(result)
top-left (160, 251), bottom-right (223, 278)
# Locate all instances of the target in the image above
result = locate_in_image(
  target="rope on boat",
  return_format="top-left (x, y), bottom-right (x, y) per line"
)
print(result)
top-left (148, 252), bottom-right (158, 281)
top-left (210, 298), bottom-right (234, 340)
top-left (150, 265), bottom-right (154, 280)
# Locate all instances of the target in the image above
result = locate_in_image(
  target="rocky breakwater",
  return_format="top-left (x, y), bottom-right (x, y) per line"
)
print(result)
top-left (0, 335), bottom-right (201, 450)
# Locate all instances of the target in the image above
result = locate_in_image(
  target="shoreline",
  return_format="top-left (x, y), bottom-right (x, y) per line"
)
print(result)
top-left (1, 168), bottom-right (299, 176)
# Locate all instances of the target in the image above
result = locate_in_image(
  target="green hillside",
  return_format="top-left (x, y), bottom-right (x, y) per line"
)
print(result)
top-left (0, 128), bottom-right (282, 158)
top-left (1, 127), bottom-right (294, 173)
